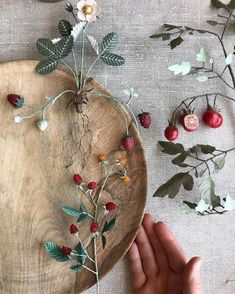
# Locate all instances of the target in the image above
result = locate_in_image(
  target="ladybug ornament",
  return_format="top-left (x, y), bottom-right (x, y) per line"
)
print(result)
top-left (7, 94), bottom-right (24, 109)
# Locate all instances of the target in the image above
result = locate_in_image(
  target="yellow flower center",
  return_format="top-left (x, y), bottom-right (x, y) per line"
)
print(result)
top-left (83, 5), bottom-right (93, 15)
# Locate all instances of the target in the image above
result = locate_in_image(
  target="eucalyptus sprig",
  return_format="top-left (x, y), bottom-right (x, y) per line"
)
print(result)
top-left (154, 141), bottom-right (235, 215)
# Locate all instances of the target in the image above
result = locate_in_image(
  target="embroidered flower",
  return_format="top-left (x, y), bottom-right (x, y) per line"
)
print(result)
top-left (123, 175), bottom-right (131, 185)
top-left (13, 114), bottom-right (23, 123)
top-left (37, 119), bottom-right (48, 132)
top-left (77, 0), bottom-right (101, 23)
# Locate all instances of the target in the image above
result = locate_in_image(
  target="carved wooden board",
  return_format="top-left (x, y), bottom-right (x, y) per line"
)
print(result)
top-left (0, 60), bottom-right (147, 293)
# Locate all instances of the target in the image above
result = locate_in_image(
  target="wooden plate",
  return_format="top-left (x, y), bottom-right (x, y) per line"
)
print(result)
top-left (0, 60), bottom-right (147, 293)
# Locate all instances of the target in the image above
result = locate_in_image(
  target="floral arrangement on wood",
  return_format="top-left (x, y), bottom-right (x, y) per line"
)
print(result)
top-left (45, 154), bottom-right (129, 294)
top-left (150, 0), bottom-right (235, 215)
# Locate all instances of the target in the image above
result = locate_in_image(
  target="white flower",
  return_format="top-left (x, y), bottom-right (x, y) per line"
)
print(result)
top-left (77, 0), bottom-right (101, 23)
top-left (123, 88), bottom-right (138, 98)
top-left (37, 119), bottom-right (48, 132)
top-left (13, 114), bottom-right (23, 123)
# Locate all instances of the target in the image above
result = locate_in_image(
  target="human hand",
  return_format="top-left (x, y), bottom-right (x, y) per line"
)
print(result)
top-left (128, 214), bottom-right (203, 294)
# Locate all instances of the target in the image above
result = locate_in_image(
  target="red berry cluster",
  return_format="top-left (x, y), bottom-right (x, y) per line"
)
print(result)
top-left (164, 106), bottom-right (223, 141)
top-left (73, 174), bottom-right (97, 191)
top-left (105, 202), bottom-right (117, 211)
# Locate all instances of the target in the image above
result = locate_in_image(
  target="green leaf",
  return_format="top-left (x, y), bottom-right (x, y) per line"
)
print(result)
top-left (211, 0), bottom-right (227, 9)
top-left (61, 205), bottom-right (81, 216)
top-left (158, 141), bottom-right (184, 155)
top-left (102, 216), bottom-right (117, 233)
top-left (207, 20), bottom-right (218, 26)
top-left (36, 57), bottom-right (59, 75)
top-left (169, 36), bottom-right (184, 50)
top-left (45, 241), bottom-right (70, 262)
top-left (75, 243), bottom-right (87, 266)
top-left (70, 264), bottom-right (83, 272)
top-left (199, 175), bottom-right (220, 207)
top-left (164, 24), bottom-right (179, 31)
top-left (77, 202), bottom-right (88, 223)
top-left (36, 38), bottom-right (58, 58)
top-left (228, 0), bottom-right (235, 8)
top-left (154, 172), bottom-right (190, 199)
top-left (100, 52), bottom-right (125, 66)
top-left (179, 202), bottom-right (197, 214)
top-left (198, 144), bottom-right (216, 154)
top-left (100, 32), bottom-right (119, 54)
top-left (149, 33), bottom-right (171, 41)
top-left (58, 20), bottom-right (72, 36)
top-left (213, 156), bottom-right (226, 173)
top-left (55, 35), bottom-right (74, 58)
top-left (183, 174), bottom-right (194, 191)
top-left (102, 235), bottom-right (107, 249)
top-left (183, 201), bottom-right (197, 209)
top-left (172, 152), bottom-right (188, 166)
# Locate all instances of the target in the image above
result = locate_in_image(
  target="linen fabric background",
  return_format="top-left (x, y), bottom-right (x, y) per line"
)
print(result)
top-left (1, 0), bottom-right (235, 293)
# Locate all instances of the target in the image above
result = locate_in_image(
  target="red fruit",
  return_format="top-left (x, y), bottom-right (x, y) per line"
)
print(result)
top-left (90, 222), bottom-right (99, 233)
top-left (183, 113), bottom-right (199, 132)
top-left (73, 174), bottom-right (82, 185)
top-left (105, 202), bottom-right (117, 211)
top-left (203, 108), bottom-right (223, 128)
top-left (61, 246), bottom-right (72, 255)
top-left (138, 112), bottom-right (151, 129)
top-left (88, 182), bottom-right (97, 190)
top-left (7, 94), bottom-right (24, 108)
top-left (123, 135), bottom-right (135, 150)
top-left (70, 223), bottom-right (79, 234)
top-left (164, 125), bottom-right (179, 141)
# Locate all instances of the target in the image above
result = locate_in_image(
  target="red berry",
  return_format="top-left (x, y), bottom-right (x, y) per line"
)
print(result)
top-left (203, 108), bottom-right (223, 128)
top-left (138, 112), bottom-right (151, 129)
top-left (105, 202), bottom-right (117, 211)
top-left (61, 246), bottom-right (72, 255)
top-left (88, 182), bottom-right (97, 190)
top-left (90, 222), bottom-right (99, 233)
top-left (73, 174), bottom-right (82, 185)
top-left (7, 94), bottom-right (24, 108)
top-left (70, 223), bottom-right (79, 234)
top-left (183, 113), bottom-right (199, 132)
top-left (123, 135), bottom-right (135, 150)
top-left (164, 125), bottom-right (179, 141)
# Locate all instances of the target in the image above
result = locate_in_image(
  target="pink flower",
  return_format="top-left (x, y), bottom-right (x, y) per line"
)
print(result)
top-left (77, 0), bottom-right (101, 23)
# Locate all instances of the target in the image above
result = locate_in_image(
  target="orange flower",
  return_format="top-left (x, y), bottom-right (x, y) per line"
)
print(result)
top-left (98, 153), bottom-right (106, 161)
top-left (119, 156), bottom-right (128, 166)
top-left (123, 175), bottom-right (131, 185)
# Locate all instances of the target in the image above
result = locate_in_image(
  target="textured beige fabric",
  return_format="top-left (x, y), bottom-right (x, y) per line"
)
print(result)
top-left (1, 0), bottom-right (235, 293)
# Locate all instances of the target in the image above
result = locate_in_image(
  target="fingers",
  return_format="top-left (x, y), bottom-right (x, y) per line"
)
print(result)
top-left (128, 241), bottom-right (146, 290)
top-left (183, 257), bottom-right (203, 294)
top-left (135, 225), bottom-right (159, 277)
top-left (154, 222), bottom-right (187, 273)
top-left (142, 214), bottom-right (169, 272)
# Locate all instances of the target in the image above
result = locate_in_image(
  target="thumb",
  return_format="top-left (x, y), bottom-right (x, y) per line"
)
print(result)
top-left (183, 257), bottom-right (203, 294)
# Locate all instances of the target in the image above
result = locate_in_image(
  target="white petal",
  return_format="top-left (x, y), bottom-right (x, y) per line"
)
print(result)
top-left (77, 0), bottom-right (86, 11)
top-left (123, 89), bottom-right (131, 96)
top-left (86, 0), bottom-right (97, 6)
top-left (225, 53), bottom-right (233, 65)
top-left (77, 11), bottom-right (86, 21)
top-left (86, 13), bottom-right (97, 22)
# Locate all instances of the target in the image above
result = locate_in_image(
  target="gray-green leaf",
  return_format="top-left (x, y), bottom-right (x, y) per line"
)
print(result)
top-left (100, 32), bottom-right (119, 54)
top-left (55, 35), bottom-right (74, 58)
top-left (172, 152), bottom-right (188, 166)
top-left (211, 0), bottom-right (227, 9)
top-left (207, 20), bottom-right (218, 26)
top-left (75, 243), bottom-right (87, 266)
top-left (199, 175), bottom-right (220, 207)
top-left (45, 241), bottom-right (70, 262)
top-left (61, 205), bottom-right (81, 216)
top-left (213, 156), bottom-right (226, 173)
top-left (169, 36), bottom-right (184, 50)
top-left (36, 57), bottom-right (59, 75)
top-left (100, 52), bottom-right (125, 66)
top-left (36, 38), bottom-right (58, 58)
top-left (58, 20), bottom-right (72, 36)
top-left (102, 216), bottom-right (117, 233)
top-left (159, 141), bottom-right (184, 155)
top-left (70, 264), bottom-right (83, 272)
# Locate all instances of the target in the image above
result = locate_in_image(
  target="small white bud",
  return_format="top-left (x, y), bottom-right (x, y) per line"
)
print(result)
top-left (37, 119), bottom-right (48, 132)
top-left (13, 114), bottom-right (23, 123)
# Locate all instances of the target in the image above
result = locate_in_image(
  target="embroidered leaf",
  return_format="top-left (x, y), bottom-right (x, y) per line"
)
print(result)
top-left (195, 199), bottom-right (210, 213)
top-left (196, 75), bottom-right (208, 82)
top-left (100, 32), bottom-right (119, 54)
top-left (224, 195), bottom-right (235, 211)
top-left (102, 216), bottom-right (117, 233)
top-left (102, 235), bottom-right (107, 249)
top-left (213, 156), bottom-right (226, 173)
top-left (87, 35), bottom-right (99, 55)
top-left (164, 24), bottom-right (179, 31)
top-left (70, 264), bottom-right (83, 272)
top-left (199, 175), bottom-right (220, 207)
top-left (211, 0), bottom-right (227, 9)
top-left (228, 0), bottom-right (235, 9)
top-left (158, 141), bottom-right (185, 155)
top-left (77, 202), bottom-right (88, 223)
top-left (75, 243), bottom-right (88, 265)
top-left (154, 172), bottom-right (191, 198)
top-left (182, 174), bottom-right (194, 191)
top-left (36, 39), bottom-right (58, 58)
top-left (45, 241), bottom-right (70, 262)
top-left (179, 202), bottom-right (197, 214)
top-left (183, 201), bottom-right (197, 210)
top-left (71, 22), bottom-right (86, 40)
top-left (55, 35), bottom-right (74, 58)
top-left (58, 20), bottom-right (72, 36)
top-left (207, 20), bottom-right (218, 26)
top-left (172, 152), bottom-right (188, 166)
top-left (169, 36), bottom-right (184, 49)
top-left (198, 144), bottom-right (216, 154)
top-left (149, 33), bottom-right (171, 41)
top-left (36, 57), bottom-right (59, 75)
top-left (196, 47), bottom-right (210, 62)
top-left (100, 52), bottom-right (125, 66)
top-left (61, 205), bottom-right (81, 216)
top-left (225, 53), bottom-right (233, 65)
top-left (168, 61), bottom-right (191, 75)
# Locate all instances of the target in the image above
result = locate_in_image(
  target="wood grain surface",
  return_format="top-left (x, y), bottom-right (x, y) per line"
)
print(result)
top-left (0, 60), bottom-right (147, 293)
